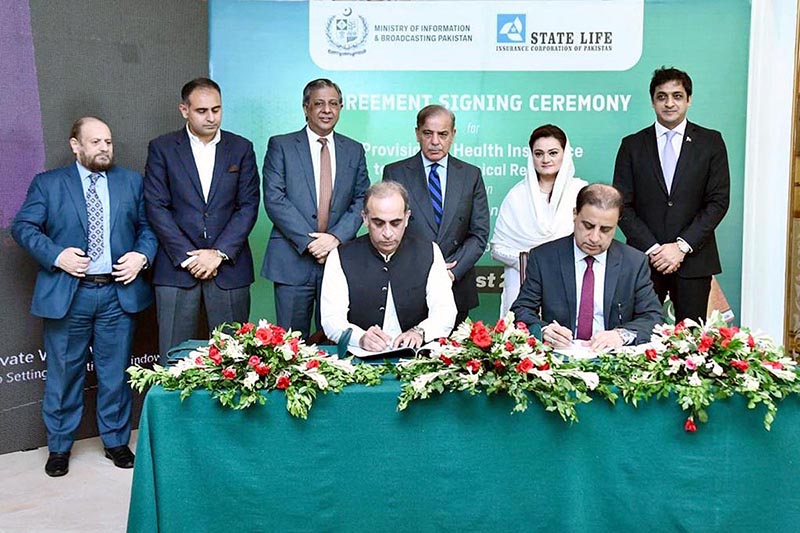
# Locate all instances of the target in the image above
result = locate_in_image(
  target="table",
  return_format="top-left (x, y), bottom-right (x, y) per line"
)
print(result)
top-left (128, 380), bottom-right (800, 532)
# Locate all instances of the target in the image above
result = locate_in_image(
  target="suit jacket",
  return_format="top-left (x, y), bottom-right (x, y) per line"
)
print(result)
top-left (144, 128), bottom-right (260, 289)
top-left (12, 164), bottom-right (157, 319)
top-left (510, 235), bottom-right (662, 344)
top-left (382, 152), bottom-right (489, 312)
top-left (261, 128), bottom-right (370, 285)
top-left (612, 121), bottom-right (730, 278)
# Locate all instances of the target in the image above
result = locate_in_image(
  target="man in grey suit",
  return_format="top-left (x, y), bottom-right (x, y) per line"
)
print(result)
top-left (511, 184), bottom-right (662, 350)
top-left (262, 79), bottom-right (370, 339)
top-left (382, 105), bottom-right (489, 324)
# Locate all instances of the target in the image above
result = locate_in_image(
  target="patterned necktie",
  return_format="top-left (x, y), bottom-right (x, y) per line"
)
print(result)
top-left (576, 256), bottom-right (595, 341)
top-left (428, 163), bottom-right (443, 226)
top-left (86, 172), bottom-right (104, 261)
top-left (317, 137), bottom-right (332, 232)
top-left (662, 130), bottom-right (678, 193)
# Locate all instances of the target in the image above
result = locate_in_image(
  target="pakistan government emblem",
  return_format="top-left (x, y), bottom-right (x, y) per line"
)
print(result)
top-left (326, 8), bottom-right (368, 56)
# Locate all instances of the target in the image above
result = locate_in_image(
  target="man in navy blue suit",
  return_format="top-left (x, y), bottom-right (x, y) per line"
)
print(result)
top-left (144, 78), bottom-right (260, 360)
top-left (261, 79), bottom-right (370, 339)
top-left (12, 117), bottom-right (157, 477)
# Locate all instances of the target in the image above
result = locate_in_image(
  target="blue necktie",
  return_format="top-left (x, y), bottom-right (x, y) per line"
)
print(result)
top-left (662, 130), bottom-right (678, 192)
top-left (428, 163), bottom-right (443, 226)
top-left (86, 173), bottom-right (104, 261)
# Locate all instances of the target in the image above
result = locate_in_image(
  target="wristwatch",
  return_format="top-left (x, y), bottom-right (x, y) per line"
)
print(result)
top-left (215, 249), bottom-right (230, 261)
top-left (410, 326), bottom-right (425, 343)
top-left (676, 240), bottom-right (691, 254)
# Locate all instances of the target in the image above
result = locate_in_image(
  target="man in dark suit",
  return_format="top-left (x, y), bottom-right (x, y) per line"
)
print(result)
top-left (261, 78), bottom-right (370, 339)
top-left (382, 105), bottom-right (490, 325)
top-left (511, 184), bottom-right (662, 350)
top-left (613, 67), bottom-right (730, 323)
top-left (12, 117), bottom-right (157, 476)
top-left (145, 78), bottom-right (260, 361)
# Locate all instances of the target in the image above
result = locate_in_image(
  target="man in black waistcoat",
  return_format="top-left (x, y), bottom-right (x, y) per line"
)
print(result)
top-left (320, 181), bottom-right (457, 352)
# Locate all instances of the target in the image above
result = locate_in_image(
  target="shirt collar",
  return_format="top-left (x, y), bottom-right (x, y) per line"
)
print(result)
top-left (573, 238), bottom-right (607, 266)
top-left (75, 161), bottom-right (106, 181)
top-left (186, 124), bottom-right (221, 147)
top-left (306, 125), bottom-right (333, 146)
top-left (654, 118), bottom-right (687, 139)
top-left (421, 153), bottom-right (448, 171)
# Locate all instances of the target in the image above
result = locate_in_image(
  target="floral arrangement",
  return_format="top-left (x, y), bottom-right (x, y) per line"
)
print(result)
top-left (391, 313), bottom-right (613, 422)
top-left (598, 311), bottom-right (800, 431)
top-left (127, 321), bottom-right (385, 418)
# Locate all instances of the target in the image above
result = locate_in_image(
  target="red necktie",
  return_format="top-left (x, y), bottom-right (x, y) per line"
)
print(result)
top-left (576, 256), bottom-right (594, 340)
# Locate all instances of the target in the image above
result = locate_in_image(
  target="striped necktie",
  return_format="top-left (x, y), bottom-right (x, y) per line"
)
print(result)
top-left (428, 162), bottom-right (443, 226)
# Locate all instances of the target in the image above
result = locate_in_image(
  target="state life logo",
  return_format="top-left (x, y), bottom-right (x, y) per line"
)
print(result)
top-left (497, 14), bottom-right (525, 43)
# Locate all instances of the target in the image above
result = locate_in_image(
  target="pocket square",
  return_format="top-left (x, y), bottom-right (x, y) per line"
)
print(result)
top-left (227, 164), bottom-right (240, 173)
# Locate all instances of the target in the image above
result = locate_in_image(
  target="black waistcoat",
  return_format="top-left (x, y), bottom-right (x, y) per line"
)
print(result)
top-left (338, 234), bottom-right (433, 332)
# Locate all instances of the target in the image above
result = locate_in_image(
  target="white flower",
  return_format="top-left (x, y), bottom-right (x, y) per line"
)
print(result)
top-left (531, 368), bottom-right (555, 384)
top-left (450, 321), bottom-right (472, 343)
top-left (558, 368), bottom-right (599, 390)
top-left (411, 370), bottom-right (450, 393)
top-left (688, 372), bottom-right (702, 387)
top-left (706, 360), bottom-right (723, 377)
top-left (741, 373), bottom-right (760, 392)
top-left (224, 339), bottom-right (246, 362)
top-left (243, 371), bottom-right (259, 390)
top-left (321, 355), bottom-right (357, 374)
top-left (300, 367), bottom-right (329, 390)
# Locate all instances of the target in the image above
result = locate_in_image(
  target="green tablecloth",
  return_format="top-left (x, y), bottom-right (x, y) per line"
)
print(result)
top-left (128, 380), bottom-right (800, 533)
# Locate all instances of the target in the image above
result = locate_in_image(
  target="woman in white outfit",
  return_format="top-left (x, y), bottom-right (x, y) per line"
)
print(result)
top-left (490, 124), bottom-right (588, 317)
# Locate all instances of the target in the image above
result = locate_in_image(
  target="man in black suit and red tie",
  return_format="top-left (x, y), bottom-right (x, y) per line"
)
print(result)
top-left (613, 67), bottom-right (730, 323)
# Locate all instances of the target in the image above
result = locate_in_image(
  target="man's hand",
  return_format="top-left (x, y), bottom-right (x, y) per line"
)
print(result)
top-left (308, 232), bottom-right (340, 262)
top-left (359, 325), bottom-right (393, 352)
top-left (586, 330), bottom-right (624, 351)
top-left (393, 329), bottom-right (423, 349)
top-left (543, 321), bottom-right (573, 348)
top-left (112, 252), bottom-right (148, 285)
top-left (186, 249), bottom-right (222, 280)
top-left (649, 243), bottom-right (685, 274)
top-left (445, 260), bottom-right (457, 282)
top-left (57, 247), bottom-right (90, 277)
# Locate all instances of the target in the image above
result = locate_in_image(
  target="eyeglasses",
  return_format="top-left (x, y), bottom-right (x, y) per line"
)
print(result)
top-left (311, 100), bottom-right (342, 110)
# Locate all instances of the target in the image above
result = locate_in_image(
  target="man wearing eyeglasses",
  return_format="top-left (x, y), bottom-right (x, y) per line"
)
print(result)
top-left (261, 78), bottom-right (370, 339)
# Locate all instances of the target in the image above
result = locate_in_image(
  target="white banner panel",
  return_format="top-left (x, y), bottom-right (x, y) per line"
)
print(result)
top-left (309, 0), bottom-right (644, 71)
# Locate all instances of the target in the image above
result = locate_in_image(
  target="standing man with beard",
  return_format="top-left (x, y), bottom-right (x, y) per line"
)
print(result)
top-left (383, 105), bottom-right (490, 325)
top-left (261, 78), bottom-right (369, 340)
top-left (144, 78), bottom-right (260, 361)
top-left (12, 117), bottom-right (157, 476)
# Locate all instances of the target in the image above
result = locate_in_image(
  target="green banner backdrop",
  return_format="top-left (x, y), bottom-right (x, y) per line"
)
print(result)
top-left (209, 0), bottom-right (749, 325)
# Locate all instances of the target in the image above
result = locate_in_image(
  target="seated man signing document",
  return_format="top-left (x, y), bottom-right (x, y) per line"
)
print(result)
top-left (511, 184), bottom-right (662, 351)
top-left (321, 181), bottom-right (457, 353)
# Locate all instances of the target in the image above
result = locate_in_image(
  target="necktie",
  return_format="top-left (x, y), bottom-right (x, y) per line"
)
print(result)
top-left (576, 256), bottom-right (595, 341)
top-left (317, 137), bottom-right (332, 232)
top-left (428, 163), bottom-right (443, 226)
top-left (86, 172), bottom-right (104, 261)
top-left (662, 130), bottom-right (678, 193)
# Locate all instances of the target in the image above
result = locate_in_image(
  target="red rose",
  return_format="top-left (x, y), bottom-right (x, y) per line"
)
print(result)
top-left (317, 350), bottom-right (327, 356)
top-left (645, 349), bottom-right (658, 361)
top-left (439, 337), bottom-right (448, 345)
top-left (674, 321), bottom-right (686, 333)
top-left (730, 359), bottom-right (749, 372)
top-left (747, 335), bottom-right (755, 349)
top-left (451, 340), bottom-right (461, 348)
top-left (698, 335), bottom-right (714, 353)
top-left (439, 354), bottom-right (453, 365)
top-left (526, 337), bottom-right (537, 348)
top-left (237, 322), bottom-right (254, 335)
top-left (721, 339), bottom-right (730, 348)
top-left (494, 319), bottom-right (506, 333)
top-left (255, 327), bottom-right (271, 345)
top-left (719, 327), bottom-right (736, 340)
top-left (208, 345), bottom-right (222, 365)
top-left (221, 367), bottom-right (236, 380)
top-left (684, 417), bottom-right (697, 433)
top-left (276, 375), bottom-right (290, 389)
top-left (494, 360), bottom-right (505, 370)
top-left (466, 359), bottom-right (482, 373)
top-left (765, 360), bottom-right (784, 370)
top-left (306, 359), bottom-right (320, 370)
top-left (470, 322), bottom-right (493, 349)
top-left (669, 355), bottom-right (679, 362)
top-left (248, 355), bottom-right (261, 367)
top-left (516, 358), bottom-right (534, 373)
top-left (255, 363), bottom-right (271, 376)
top-left (270, 325), bottom-right (287, 344)
top-left (289, 337), bottom-right (300, 355)
top-left (505, 341), bottom-right (515, 352)
top-left (537, 362), bottom-right (550, 371)
top-left (515, 321), bottom-right (529, 333)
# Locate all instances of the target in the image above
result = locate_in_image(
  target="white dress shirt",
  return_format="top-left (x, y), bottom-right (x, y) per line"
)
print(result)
top-left (573, 240), bottom-right (607, 337)
top-left (186, 124), bottom-right (221, 202)
top-left (305, 126), bottom-right (337, 205)
top-left (320, 242), bottom-right (457, 349)
top-left (420, 153), bottom-right (448, 207)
